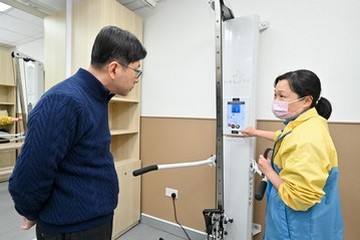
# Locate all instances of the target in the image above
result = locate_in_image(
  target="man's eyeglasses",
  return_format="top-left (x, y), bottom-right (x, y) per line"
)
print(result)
top-left (119, 62), bottom-right (142, 78)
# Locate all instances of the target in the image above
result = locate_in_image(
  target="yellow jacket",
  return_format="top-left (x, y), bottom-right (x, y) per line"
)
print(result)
top-left (0, 116), bottom-right (13, 126)
top-left (264, 107), bottom-right (343, 240)
top-left (273, 107), bottom-right (338, 211)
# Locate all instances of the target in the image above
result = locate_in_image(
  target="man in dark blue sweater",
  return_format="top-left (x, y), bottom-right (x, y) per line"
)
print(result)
top-left (8, 26), bottom-right (147, 239)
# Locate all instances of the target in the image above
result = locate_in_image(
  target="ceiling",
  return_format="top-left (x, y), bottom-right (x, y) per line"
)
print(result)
top-left (0, 0), bottom-right (159, 48)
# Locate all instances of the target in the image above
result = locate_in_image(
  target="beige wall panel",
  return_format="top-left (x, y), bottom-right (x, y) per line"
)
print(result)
top-left (72, 0), bottom-right (143, 72)
top-left (141, 117), bottom-right (359, 239)
top-left (328, 122), bottom-right (359, 240)
top-left (72, 0), bottom-right (103, 72)
top-left (46, 0), bottom-right (143, 87)
top-left (0, 47), bottom-right (15, 85)
top-left (140, 117), bottom-right (216, 231)
top-left (44, 12), bottom-right (66, 90)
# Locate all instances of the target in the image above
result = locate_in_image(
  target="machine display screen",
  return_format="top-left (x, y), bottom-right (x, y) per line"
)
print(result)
top-left (226, 100), bottom-right (245, 135)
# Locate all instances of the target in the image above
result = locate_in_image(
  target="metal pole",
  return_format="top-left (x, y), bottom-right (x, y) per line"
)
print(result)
top-left (214, 0), bottom-right (224, 210)
top-left (65, 0), bottom-right (72, 77)
top-left (12, 52), bottom-right (28, 133)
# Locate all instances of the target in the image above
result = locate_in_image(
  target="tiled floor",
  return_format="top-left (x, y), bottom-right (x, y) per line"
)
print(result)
top-left (0, 181), bottom-right (36, 240)
top-left (0, 181), bottom-right (187, 240)
top-left (117, 223), bottom-right (187, 240)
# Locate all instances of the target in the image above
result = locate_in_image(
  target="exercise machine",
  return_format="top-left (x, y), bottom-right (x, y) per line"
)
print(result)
top-left (133, 0), bottom-right (268, 239)
top-left (0, 50), bottom-right (44, 143)
top-left (12, 50), bottom-right (44, 133)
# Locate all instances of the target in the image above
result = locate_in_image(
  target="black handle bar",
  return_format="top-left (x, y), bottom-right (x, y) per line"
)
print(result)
top-left (254, 148), bottom-right (272, 201)
top-left (132, 165), bottom-right (158, 176)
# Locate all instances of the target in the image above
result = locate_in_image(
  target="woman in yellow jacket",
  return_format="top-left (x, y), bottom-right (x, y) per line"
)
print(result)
top-left (242, 69), bottom-right (343, 240)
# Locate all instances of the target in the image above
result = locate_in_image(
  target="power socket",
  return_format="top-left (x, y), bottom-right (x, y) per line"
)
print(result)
top-left (165, 187), bottom-right (178, 198)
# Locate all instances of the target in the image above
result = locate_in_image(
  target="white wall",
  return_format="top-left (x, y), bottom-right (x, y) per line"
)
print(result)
top-left (139, 0), bottom-right (215, 118)
top-left (138, 0), bottom-right (360, 122)
top-left (16, 38), bottom-right (44, 63)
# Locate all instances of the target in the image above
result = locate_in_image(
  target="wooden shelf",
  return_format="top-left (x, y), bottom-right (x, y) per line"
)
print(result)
top-left (110, 96), bottom-right (139, 103)
top-left (0, 142), bottom-right (23, 151)
top-left (108, 102), bottom-right (139, 131)
top-left (0, 83), bottom-right (15, 87)
top-left (0, 101), bottom-right (15, 105)
top-left (110, 129), bottom-right (138, 136)
top-left (0, 166), bottom-right (14, 174)
top-left (110, 134), bottom-right (139, 162)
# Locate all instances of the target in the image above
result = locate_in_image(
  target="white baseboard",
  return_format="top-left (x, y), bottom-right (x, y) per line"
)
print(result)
top-left (140, 213), bottom-right (206, 239)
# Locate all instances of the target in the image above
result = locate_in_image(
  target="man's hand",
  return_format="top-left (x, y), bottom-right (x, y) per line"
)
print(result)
top-left (20, 216), bottom-right (36, 230)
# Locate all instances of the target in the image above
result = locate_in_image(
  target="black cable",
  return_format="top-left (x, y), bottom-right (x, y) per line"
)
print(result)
top-left (171, 193), bottom-right (192, 240)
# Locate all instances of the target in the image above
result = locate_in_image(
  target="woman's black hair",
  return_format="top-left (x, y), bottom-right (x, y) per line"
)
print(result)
top-left (274, 69), bottom-right (332, 120)
top-left (90, 25), bottom-right (147, 68)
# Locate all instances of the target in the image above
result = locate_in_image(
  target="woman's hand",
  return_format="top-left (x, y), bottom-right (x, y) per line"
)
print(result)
top-left (20, 216), bottom-right (36, 230)
top-left (10, 117), bottom-right (21, 122)
top-left (241, 127), bottom-right (276, 142)
top-left (258, 154), bottom-right (284, 190)
top-left (240, 126), bottom-right (258, 137)
top-left (258, 154), bottom-right (273, 176)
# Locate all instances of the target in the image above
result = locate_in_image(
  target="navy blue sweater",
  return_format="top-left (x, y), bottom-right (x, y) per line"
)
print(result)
top-left (8, 68), bottom-right (119, 233)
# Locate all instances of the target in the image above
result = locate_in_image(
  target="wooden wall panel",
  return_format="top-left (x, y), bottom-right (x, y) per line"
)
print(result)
top-left (140, 117), bottom-right (216, 231)
top-left (141, 117), bottom-right (359, 239)
top-left (328, 122), bottom-right (359, 240)
top-left (44, 11), bottom-right (66, 90)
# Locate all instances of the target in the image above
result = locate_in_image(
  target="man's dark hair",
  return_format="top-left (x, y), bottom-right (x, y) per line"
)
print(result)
top-left (90, 25), bottom-right (147, 68)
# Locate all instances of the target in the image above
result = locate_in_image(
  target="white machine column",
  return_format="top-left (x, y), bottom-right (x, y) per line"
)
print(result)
top-left (222, 15), bottom-right (260, 239)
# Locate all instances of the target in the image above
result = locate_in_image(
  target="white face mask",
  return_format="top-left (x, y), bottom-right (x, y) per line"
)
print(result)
top-left (272, 97), bottom-right (305, 119)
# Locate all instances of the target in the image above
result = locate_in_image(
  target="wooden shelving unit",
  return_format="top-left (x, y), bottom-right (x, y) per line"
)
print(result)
top-left (107, 83), bottom-right (141, 238)
top-left (45, 0), bottom-right (144, 238)
top-left (0, 48), bottom-right (19, 182)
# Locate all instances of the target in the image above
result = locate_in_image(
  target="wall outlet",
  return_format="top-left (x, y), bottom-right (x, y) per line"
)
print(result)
top-left (165, 187), bottom-right (178, 198)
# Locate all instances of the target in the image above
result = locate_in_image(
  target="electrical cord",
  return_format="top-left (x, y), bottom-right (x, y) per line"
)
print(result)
top-left (171, 193), bottom-right (192, 240)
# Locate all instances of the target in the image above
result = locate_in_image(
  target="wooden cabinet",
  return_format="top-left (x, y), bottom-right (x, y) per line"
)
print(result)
top-left (0, 48), bottom-right (18, 182)
top-left (45, 0), bottom-right (143, 238)
top-left (109, 95), bottom-right (141, 238)
top-left (113, 159), bottom-right (141, 236)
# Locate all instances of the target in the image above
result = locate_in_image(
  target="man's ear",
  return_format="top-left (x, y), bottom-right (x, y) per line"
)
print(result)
top-left (107, 61), bottom-right (119, 79)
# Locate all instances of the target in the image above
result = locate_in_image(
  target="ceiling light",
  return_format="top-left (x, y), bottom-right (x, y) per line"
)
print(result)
top-left (0, 2), bottom-right (11, 12)
top-left (142, 0), bottom-right (156, 8)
